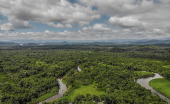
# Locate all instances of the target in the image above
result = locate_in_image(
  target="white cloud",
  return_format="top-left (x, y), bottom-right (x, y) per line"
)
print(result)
top-left (109, 16), bottom-right (147, 28)
top-left (45, 30), bottom-right (54, 34)
top-left (0, 0), bottom-right (100, 30)
top-left (45, 22), bottom-right (72, 28)
top-left (56, 23), bottom-right (65, 28)
top-left (45, 22), bottom-right (65, 28)
top-left (65, 24), bottom-right (72, 28)
top-left (93, 24), bottom-right (111, 31)
top-left (0, 33), bottom-right (3, 36)
top-left (0, 18), bottom-right (33, 31)
top-left (82, 24), bottom-right (111, 31)
top-left (78, 0), bottom-right (154, 15)
top-left (112, 29), bottom-right (118, 33)
top-left (153, 28), bottom-right (164, 34)
top-left (82, 27), bottom-right (88, 31)
top-left (0, 22), bottom-right (14, 31)
top-left (123, 29), bottom-right (131, 32)
top-left (0, 26), bottom-right (169, 41)
top-left (0, 0), bottom-right (170, 40)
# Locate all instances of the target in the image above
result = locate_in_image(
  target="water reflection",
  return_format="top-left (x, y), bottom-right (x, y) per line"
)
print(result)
top-left (135, 73), bottom-right (170, 104)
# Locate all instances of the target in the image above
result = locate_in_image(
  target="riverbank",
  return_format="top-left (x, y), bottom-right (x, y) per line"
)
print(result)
top-left (135, 72), bottom-right (170, 103)
top-left (134, 71), bottom-right (154, 79)
top-left (28, 92), bottom-right (58, 104)
top-left (34, 79), bottom-right (67, 104)
top-left (34, 67), bottom-right (81, 104)
top-left (149, 78), bottom-right (170, 99)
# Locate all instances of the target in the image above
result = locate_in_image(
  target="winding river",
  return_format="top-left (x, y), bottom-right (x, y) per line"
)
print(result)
top-left (38, 79), bottom-right (67, 104)
top-left (37, 68), bottom-right (170, 104)
top-left (38, 67), bottom-right (81, 104)
top-left (135, 72), bottom-right (170, 104)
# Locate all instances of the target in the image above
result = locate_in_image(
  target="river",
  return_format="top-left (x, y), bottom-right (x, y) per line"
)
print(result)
top-left (38, 79), bottom-right (67, 104)
top-left (38, 66), bottom-right (81, 104)
top-left (38, 69), bottom-right (169, 104)
top-left (135, 72), bottom-right (170, 104)
top-left (77, 66), bottom-right (81, 72)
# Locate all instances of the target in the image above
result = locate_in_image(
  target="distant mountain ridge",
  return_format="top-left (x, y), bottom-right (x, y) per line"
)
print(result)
top-left (0, 39), bottom-right (170, 46)
top-left (0, 41), bottom-right (19, 46)
top-left (131, 39), bottom-right (170, 45)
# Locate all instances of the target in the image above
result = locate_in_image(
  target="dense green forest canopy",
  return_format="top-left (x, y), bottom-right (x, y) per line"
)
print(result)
top-left (0, 45), bottom-right (170, 104)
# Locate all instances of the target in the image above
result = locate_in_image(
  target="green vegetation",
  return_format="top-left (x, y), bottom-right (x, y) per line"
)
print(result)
top-left (0, 50), bottom-right (77, 103)
top-left (0, 73), bottom-right (6, 82)
top-left (28, 92), bottom-right (57, 104)
top-left (0, 45), bottom-right (170, 103)
top-left (63, 84), bottom-right (106, 102)
top-left (134, 71), bottom-right (155, 79)
top-left (162, 65), bottom-right (170, 68)
top-left (149, 78), bottom-right (170, 98)
top-left (36, 61), bottom-right (48, 65)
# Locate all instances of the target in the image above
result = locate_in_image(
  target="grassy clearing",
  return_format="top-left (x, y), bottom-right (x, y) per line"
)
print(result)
top-left (149, 78), bottom-right (170, 98)
top-left (36, 61), bottom-right (48, 66)
top-left (36, 61), bottom-right (58, 68)
top-left (62, 79), bottom-right (66, 84)
top-left (152, 60), bottom-right (163, 63)
top-left (134, 71), bottom-right (154, 78)
top-left (63, 84), bottom-right (106, 102)
top-left (98, 62), bottom-right (117, 68)
top-left (162, 65), bottom-right (170, 68)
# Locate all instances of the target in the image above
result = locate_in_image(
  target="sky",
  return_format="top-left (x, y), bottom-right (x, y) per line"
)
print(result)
top-left (0, 0), bottom-right (170, 41)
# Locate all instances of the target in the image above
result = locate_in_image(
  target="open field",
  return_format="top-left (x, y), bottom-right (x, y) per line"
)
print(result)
top-left (149, 78), bottom-right (170, 98)
top-left (63, 84), bottom-right (106, 102)
top-left (162, 65), bottom-right (170, 68)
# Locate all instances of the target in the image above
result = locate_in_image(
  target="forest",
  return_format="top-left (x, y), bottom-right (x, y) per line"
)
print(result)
top-left (0, 44), bottom-right (170, 104)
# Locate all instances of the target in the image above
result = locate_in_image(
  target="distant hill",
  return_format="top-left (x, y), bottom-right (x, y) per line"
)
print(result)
top-left (0, 41), bottom-right (19, 46)
top-left (131, 39), bottom-right (170, 45)
top-left (0, 39), bottom-right (170, 46)
top-left (23, 43), bottom-right (39, 46)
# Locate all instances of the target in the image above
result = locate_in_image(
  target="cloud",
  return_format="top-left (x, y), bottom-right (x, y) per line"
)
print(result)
top-left (0, 0), bottom-right (170, 40)
top-left (45, 22), bottom-right (73, 28)
top-left (153, 28), bottom-right (164, 34)
top-left (109, 16), bottom-right (147, 28)
top-left (65, 24), bottom-right (72, 28)
top-left (0, 19), bottom-right (32, 31)
top-left (78, 0), bottom-right (170, 33)
top-left (0, 33), bottom-right (3, 37)
top-left (160, 0), bottom-right (170, 4)
top-left (0, 26), bottom-right (169, 41)
top-left (45, 30), bottom-right (54, 34)
top-left (93, 24), bottom-right (111, 31)
top-left (123, 29), bottom-right (131, 32)
top-left (0, 0), bottom-right (100, 31)
top-left (0, 22), bottom-right (14, 31)
top-left (45, 22), bottom-right (64, 28)
top-left (82, 24), bottom-right (111, 31)
top-left (78, 0), bottom-right (154, 15)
